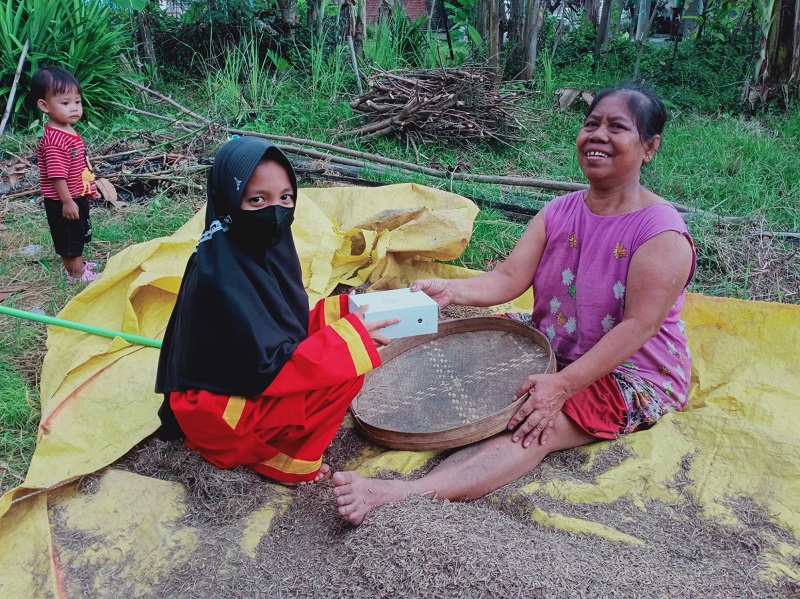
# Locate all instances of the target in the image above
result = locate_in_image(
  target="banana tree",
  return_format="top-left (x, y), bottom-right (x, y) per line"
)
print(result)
top-left (750, 0), bottom-right (800, 105)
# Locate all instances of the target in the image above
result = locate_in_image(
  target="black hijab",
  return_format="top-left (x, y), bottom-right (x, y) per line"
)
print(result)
top-left (155, 137), bottom-right (308, 438)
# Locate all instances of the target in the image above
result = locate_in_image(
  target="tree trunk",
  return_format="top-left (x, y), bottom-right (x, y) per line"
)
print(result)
top-left (521, 0), bottom-right (542, 79)
top-left (487, 0), bottom-right (501, 72)
top-left (753, 0), bottom-right (800, 105)
top-left (582, 0), bottom-right (596, 25)
top-left (635, 0), bottom-right (650, 41)
top-left (439, 0), bottom-right (456, 59)
top-left (670, 4), bottom-right (684, 63)
top-left (508, 0), bottom-right (526, 48)
top-left (477, 0), bottom-right (489, 42)
top-left (611, 0), bottom-right (623, 40)
top-left (633, 0), bottom-right (658, 77)
top-left (136, 8), bottom-right (159, 82)
top-left (355, 0), bottom-right (366, 56)
top-left (308, 0), bottom-right (326, 37)
top-left (696, 0), bottom-right (718, 41)
top-left (550, 2), bottom-right (568, 61)
top-left (277, 0), bottom-right (300, 39)
top-left (594, 0), bottom-right (612, 58)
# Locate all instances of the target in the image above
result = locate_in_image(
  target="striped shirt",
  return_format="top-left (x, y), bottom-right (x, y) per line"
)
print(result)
top-left (37, 125), bottom-right (96, 199)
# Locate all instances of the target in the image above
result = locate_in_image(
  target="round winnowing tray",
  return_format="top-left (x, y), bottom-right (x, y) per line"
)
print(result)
top-left (351, 317), bottom-right (556, 451)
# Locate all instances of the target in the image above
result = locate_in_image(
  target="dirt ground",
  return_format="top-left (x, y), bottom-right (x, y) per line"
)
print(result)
top-left (57, 425), bottom-right (800, 599)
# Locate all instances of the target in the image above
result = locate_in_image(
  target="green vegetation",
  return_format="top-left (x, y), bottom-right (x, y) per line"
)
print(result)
top-left (0, 0), bottom-right (132, 129)
top-left (0, 362), bottom-right (39, 492)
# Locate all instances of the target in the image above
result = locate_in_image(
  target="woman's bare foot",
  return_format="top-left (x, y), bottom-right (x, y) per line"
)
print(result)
top-left (332, 471), bottom-right (415, 525)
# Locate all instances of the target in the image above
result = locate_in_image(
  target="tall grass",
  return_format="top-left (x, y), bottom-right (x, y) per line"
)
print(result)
top-left (0, 361), bottom-right (39, 495)
top-left (306, 30), bottom-right (352, 103)
top-left (367, 15), bottom-right (436, 70)
top-left (652, 114), bottom-right (800, 229)
top-left (203, 34), bottom-right (293, 123)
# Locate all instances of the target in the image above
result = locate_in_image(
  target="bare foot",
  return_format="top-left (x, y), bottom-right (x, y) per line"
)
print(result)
top-left (285, 463), bottom-right (331, 487)
top-left (332, 470), bottom-right (413, 525)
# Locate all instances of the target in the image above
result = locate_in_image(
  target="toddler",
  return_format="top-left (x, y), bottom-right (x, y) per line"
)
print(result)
top-left (32, 66), bottom-right (99, 284)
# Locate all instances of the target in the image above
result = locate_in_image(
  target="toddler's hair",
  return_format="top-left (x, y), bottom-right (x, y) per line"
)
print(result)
top-left (31, 66), bottom-right (81, 104)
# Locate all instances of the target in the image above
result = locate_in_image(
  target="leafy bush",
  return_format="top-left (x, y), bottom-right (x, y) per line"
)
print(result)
top-left (0, 0), bottom-right (132, 130)
top-left (203, 34), bottom-right (294, 124)
top-left (367, 7), bottom-right (434, 70)
top-left (540, 16), bottom-right (754, 113)
top-left (147, 0), bottom-right (282, 74)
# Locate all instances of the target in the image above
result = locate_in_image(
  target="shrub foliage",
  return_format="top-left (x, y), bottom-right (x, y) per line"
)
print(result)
top-left (0, 0), bottom-right (130, 130)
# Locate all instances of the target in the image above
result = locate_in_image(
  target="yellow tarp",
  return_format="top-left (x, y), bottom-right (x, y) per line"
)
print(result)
top-left (1, 183), bottom-right (799, 594)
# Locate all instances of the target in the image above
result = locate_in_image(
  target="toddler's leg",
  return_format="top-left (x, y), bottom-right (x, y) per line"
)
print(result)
top-left (62, 256), bottom-right (84, 277)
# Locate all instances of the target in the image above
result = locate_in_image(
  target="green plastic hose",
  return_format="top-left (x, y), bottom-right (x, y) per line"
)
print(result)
top-left (0, 305), bottom-right (162, 349)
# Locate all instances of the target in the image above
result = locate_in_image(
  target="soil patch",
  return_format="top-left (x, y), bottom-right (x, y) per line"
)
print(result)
top-left (55, 431), bottom-right (800, 598)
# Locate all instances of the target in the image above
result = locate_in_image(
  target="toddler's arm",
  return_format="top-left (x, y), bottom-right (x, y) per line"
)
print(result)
top-left (51, 178), bottom-right (79, 220)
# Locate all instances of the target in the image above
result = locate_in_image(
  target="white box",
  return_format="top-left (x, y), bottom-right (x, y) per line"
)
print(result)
top-left (348, 288), bottom-right (439, 339)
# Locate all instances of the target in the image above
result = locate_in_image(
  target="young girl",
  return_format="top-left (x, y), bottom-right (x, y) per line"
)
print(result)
top-left (156, 137), bottom-right (397, 484)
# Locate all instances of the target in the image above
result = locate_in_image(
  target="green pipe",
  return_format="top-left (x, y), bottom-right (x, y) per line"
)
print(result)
top-left (0, 305), bottom-right (162, 349)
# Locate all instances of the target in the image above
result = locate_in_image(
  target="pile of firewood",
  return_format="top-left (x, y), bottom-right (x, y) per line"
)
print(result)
top-left (346, 66), bottom-right (532, 144)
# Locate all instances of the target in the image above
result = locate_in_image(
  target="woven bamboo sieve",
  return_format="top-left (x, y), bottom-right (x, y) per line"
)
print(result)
top-left (351, 317), bottom-right (556, 450)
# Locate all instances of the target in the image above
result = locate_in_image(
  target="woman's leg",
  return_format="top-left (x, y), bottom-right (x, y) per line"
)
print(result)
top-left (333, 411), bottom-right (595, 525)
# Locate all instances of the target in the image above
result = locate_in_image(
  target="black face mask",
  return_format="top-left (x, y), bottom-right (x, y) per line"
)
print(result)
top-left (228, 205), bottom-right (295, 250)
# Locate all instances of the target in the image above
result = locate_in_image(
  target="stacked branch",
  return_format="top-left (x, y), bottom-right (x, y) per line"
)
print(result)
top-left (347, 66), bottom-right (532, 144)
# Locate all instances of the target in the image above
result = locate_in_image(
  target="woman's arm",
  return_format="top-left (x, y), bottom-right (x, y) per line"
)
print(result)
top-left (508, 229), bottom-right (694, 447)
top-left (412, 211), bottom-right (548, 308)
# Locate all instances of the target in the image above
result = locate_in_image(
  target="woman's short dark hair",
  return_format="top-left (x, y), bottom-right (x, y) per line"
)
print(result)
top-left (586, 82), bottom-right (667, 142)
top-left (31, 66), bottom-right (81, 103)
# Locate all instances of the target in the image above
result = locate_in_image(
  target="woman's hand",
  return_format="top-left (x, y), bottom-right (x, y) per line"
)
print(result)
top-left (353, 304), bottom-right (400, 348)
top-left (410, 278), bottom-right (456, 309)
top-left (507, 373), bottom-right (571, 448)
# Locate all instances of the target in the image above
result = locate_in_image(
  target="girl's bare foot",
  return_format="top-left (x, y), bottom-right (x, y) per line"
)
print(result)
top-left (285, 463), bottom-right (331, 487)
top-left (332, 471), bottom-right (415, 525)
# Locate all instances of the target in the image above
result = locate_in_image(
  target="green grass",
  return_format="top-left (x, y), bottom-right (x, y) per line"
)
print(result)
top-left (95, 192), bottom-right (198, 245)
top-left (655, 114), bottom-right (800, 229)
top-left (0, 361), bottom-right (39, 495)
top-left (451, 208), bottom-right (527, 270)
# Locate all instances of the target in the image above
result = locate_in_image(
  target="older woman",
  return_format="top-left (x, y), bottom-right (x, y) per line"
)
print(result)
top-left (332, 82), bottom-right (696, 524)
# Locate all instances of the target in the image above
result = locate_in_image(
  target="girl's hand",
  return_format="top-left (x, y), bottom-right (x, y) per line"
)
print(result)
top-left (507, 373), bottom-right (571, 448)
top-left (353, 304), bottom-right (400, 348)
top-left (410, 278), bottom-right (456, 309)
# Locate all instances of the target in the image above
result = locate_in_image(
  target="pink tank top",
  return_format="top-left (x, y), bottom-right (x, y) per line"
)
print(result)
top-left (532, 191), bottom-right (696, 418)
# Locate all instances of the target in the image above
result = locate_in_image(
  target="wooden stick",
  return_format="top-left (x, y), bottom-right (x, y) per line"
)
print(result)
top-left (121, 77), bottom-right (212, 124)
top-left (0, 40), bottom-right (30, 136)
top-left (439, 0), bottom-right (455, 60)
top-left (111, 101), bottom-right (585, 191)
top-left (103, 100), bottom-right (776, 212)
top-left (3, 132), bottom-right (776, 231)
top-left (347, 35), bottom-right (364, 95)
